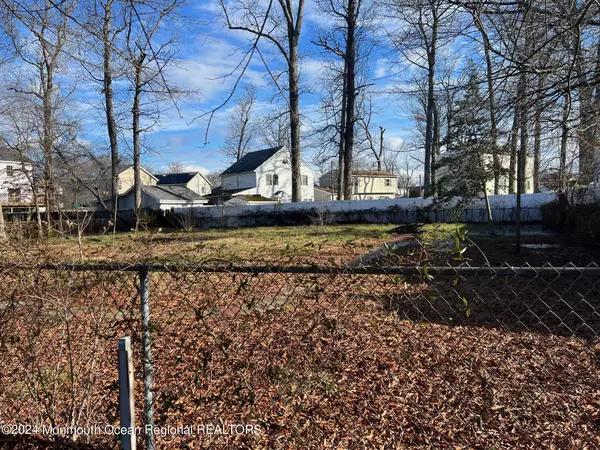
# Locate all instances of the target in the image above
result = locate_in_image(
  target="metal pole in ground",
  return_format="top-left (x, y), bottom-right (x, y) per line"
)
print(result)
top-left (140, 268), bottom-right (155, 449)
top-left (118, 337), bottom-right (136, 450)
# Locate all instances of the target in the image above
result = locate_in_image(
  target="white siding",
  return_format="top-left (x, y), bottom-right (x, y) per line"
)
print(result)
top-left (222, 172), bottom-right (257, 190)
top-left (221, 147), bottom-right (315, 201)
top-left (0, 160), bottom-right (33, 203)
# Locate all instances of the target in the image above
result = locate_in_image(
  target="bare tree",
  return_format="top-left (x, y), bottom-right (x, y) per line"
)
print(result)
top-left (123, 0), bottom-right (186, 227)
top-left (0, 0), bottom-right (77, 234)
top-left (221, 84), bottom-right (258, 162)
top-left (220, 0), bottom-right (306, 201)
top-left (389, 0), bottom-right (460, 197)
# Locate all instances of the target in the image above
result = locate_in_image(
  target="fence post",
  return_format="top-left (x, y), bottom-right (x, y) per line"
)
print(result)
top-left (140, 268), bottom-right (155, 450)
top-left (118, 337), bottom-right (136, 450)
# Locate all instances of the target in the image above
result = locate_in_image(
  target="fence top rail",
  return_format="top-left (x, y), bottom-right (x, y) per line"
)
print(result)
top-left (0, 262), bottom-right (598, 276)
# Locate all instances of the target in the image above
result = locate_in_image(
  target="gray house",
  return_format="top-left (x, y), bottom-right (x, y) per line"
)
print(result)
top-left (106, 185), bottom-right (209, 210)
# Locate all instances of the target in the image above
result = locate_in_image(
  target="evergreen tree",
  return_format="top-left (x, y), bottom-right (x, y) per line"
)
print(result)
top-left (438, 69), bottom-right (498, 223)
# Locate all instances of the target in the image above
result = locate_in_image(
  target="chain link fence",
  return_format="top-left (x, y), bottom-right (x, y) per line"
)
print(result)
top-left (0, 262), bottom-right (598, 448)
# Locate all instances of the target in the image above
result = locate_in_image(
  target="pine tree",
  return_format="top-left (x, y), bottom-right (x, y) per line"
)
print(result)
top-left (438, 69), bottom-right (497, 223)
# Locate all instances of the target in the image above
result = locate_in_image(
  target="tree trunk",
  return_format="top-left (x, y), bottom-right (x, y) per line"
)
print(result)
top-left (288, 33), bottom-right (302, 202)
top-left (476, 16), bottom-right (500, 194)
top-left (519, 73), bottom-right (529, 194)
top-left (0, 203), bottom-right (6, 241)
top-left (423, 12), bottom-right (438, 197)
top-left (576, 38), bottom-right (596, 184)
top-left (431, 99), bottom-right (440, 196)
top-left (43, 69), bottom-right (54, 235)
top-left (337, 63), bottom-right (347, 200)
top-left (509, 102), bottom-right (520, 194)
top-left (103, 0), bottom-right (120, 214)
top-left (132, 53), bottom-right (145, 228)
top-left (342, 0), bottom-right (357, 201)
top-left (378, 126), bottom-right (385, 171)
top-left (533, 75), bottom-right (543, 193)
top-left (559, 91), bottom-right (570, 192)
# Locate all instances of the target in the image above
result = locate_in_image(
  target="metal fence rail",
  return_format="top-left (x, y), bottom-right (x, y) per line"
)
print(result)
top-left (0, 263), bottom-right (598, 449)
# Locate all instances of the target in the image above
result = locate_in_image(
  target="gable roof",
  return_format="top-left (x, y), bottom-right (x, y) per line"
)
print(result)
top-left (221, 146), bottom-right (284, 175)
top-left (351, 170), bottom-right (396, 177)
top-left (118, 165), bottom-right (159, 180)
top-left (156, 172), bottom-right (198, 185)
top-left (143, 185), bottom-right (204, 201)
top-left (322, 169), bottom-right (395, 178)
top-left (115, 184), bottom-right (205, 202)
top-left (0, 146), bottom-right (30, 163)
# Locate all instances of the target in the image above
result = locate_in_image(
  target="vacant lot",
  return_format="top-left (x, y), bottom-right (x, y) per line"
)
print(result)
top-left (0, 223), bottom-right (599, 448)
top-left (3, 223), bottom-right (599, 267)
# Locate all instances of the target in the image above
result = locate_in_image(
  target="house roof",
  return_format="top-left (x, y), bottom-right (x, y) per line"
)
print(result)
top-left (322, 169), bottom-right (396, 178)
top-left (204, 185), bottom-right (251, 198)
top-left (351, 170), bottom-right (395, 177)
top-left (118, 165), bottom-right (159, 180)
top-left (156, 172), bottom-right (198, 185)
top-left (115, 184), bottom-right (205, 202)
top-left (0, 146), bottom-right (30, 163)
top-left (220, 146), bottom-right (284, 175)
top-left (143, 185), bottom-right (204, 202)
top-left (314, 185), bottom-right (335, 193)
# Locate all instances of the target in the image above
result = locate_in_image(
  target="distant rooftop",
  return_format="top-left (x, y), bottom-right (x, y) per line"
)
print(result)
top-left (323, 169), bottom-right (396, 177)
top-left (221, 146), bottom-right (284, 175)
top-left (0, 146), bottom-right (30, 163)
top-left (156, 172), bottom-right (199, 185)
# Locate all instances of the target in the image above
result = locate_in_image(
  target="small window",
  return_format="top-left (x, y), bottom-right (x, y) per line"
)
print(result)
top-left (266, 174), bottom-right (272, 186)
top-left (8, 188), bottom-right (20, 202)
top-left (201, 186), bottom-right (205, 194)
top-left (236, 176), bottom-right (240, 188)
top-left (385, 178), bottom-right (391, 187)
top-left (302, 175), bottom-right (308, 186)
top-left (6, 165), bottom-right (13, 177)
top-left (273, 174), bottom-right (279, 186)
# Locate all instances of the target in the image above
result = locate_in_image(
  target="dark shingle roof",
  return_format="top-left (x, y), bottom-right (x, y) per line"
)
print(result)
top-left (221, 146), bottom-right (284, 175)
top-left (0, 146), bottom-right (29, 163)
top-left (156, 172), bottom-right (198, 185)
top-left (144, 185), bottom-right (204, 201)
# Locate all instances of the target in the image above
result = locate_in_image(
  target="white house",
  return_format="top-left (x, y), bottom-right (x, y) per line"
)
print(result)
top-left (0, 147), bottom-right (33, 204)
top-left (437, 151), bottom-right (535, 195)
top-left (216, 146), bottom-right (314, 202)
top-left (319, 170), bottom-right (398, 200)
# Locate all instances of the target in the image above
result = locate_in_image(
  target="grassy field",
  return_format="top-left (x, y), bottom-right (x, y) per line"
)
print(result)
top-left (2, 222), bottom-right (599, 267)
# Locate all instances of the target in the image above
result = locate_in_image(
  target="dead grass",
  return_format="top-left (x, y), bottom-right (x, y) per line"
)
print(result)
top-left (1, 225), bottom-right (397, 266)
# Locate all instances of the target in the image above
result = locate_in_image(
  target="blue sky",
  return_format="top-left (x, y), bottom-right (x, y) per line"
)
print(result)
top-left (78, 0), bottom-right (419, 176)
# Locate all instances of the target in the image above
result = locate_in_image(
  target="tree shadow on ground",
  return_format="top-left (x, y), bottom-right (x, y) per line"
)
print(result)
top-left (377, 272), bottom-right (600, 340)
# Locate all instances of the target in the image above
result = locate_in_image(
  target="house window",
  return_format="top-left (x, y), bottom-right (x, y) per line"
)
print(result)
top-left (8, 188), bottom-right (20, 203)
top-left (236, 176), bottom-right (240, 188)
top-left (266, 174), bottom-right (272, 185)
top-left (385, 178), bottom-right (391, 187)
top-left (118, 180), bottom-right (123, 190)
top-left (6, 165), bottom-right (13, 177)
top-left (272, 174), bottom-right (279, 186)
top-left (201, 186), bottom-right (205, 194)
top-left (302, 175), bottom-right (308, 186)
